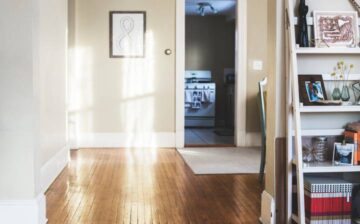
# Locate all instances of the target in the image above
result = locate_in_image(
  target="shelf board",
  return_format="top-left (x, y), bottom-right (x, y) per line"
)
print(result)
top-left (293, 160), bottom-right (360, 173)
top-left (297, 106), bottom-right (360, 113)
top-left (292, 129), bottom-right (345, 136)
top-left (295, 47), bottom-right (360, 55)
top-left (303, 162), bottom-right (360, 173)
top-left (294, 17), bottom-right (360, 26)
top-left (298, 73), bottom-right (360, 81)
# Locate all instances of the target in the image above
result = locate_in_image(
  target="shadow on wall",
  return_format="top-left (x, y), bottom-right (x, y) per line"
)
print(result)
top-left (68, 31), bottom-right (161, 148)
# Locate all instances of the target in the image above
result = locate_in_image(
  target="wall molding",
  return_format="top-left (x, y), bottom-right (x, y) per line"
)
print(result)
top-left (234, 0), bottom-right (248, 147)
top-left (0, 193), bottom-right (47, 224)
top-left (71, 132), bottom-right (176, 149)
top-left (41, 144), bottom-right (70, 192)
top-left (175, 0), bottom-right (185, 148)
top-left (70, 132), bottom-right (259, 149)
top-left (245, 132), bottom-right (262, 147)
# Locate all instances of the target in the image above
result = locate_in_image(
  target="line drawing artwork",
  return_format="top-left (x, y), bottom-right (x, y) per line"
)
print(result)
top-left (110, 11), bottom-right (145, 58)
top-left (314, 11), bottom-right (359, 48)
top-left (319, 16), bottom-right (354, 44)
top-left (117, 16), bottom-right (135, 50)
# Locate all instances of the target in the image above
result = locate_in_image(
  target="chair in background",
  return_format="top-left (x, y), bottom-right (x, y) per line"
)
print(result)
top-left (258, 77), bottom-right (267, 184)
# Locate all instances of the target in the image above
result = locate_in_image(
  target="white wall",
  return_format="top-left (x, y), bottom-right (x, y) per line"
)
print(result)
top-left (38, 0), bottom-right (68, 167)
top-left (0, 0), bottom-right (67, 221)
top-left (0, 0), bottom-right (39, 200)
top-left (292, 0), bottom-right (355, 13)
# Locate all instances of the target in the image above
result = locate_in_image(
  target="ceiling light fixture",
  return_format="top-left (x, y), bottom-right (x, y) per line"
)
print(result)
top-left (197, 2), bottom-right (218, 16)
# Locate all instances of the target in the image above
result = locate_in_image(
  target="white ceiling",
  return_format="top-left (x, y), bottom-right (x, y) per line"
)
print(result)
top-left (185, 0), bottom-right (236, 16)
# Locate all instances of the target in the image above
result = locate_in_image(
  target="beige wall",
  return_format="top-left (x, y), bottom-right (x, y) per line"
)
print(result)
top-left (246, 0), bottom-right (268, 132)
top-left (68, 0), bottom-right (176, 139)
top-left (185, 16), bottom-right (235, 126)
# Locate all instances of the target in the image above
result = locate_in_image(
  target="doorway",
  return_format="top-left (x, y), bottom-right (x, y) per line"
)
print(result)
top-left (184, 2), bottom-right (236, 147)
top-left (176, 0), bottom-right (248, 148)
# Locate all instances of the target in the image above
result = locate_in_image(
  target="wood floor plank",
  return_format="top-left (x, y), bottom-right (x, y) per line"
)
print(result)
top-left (46, 148), bottom-right (261, 224)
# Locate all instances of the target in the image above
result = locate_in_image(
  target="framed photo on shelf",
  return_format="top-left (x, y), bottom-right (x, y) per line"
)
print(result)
top-left (313, 11), bottom-right (359, 48)
top-left (298, 75), bottom-right (327, 105)
top-left (109, 11), bottom-right (146, 58)
top-left (333, 142), bottom-right (355, 165)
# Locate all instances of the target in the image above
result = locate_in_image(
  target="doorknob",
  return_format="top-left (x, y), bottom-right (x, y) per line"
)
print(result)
top-left (164, 49), bottom-right (172, 55)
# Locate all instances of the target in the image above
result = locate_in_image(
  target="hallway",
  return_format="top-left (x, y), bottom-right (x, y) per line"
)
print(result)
top-left (46, 149), bottom-right (261, 224)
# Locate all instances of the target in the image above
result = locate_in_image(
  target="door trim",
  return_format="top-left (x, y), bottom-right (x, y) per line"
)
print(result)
top-left (175, 0), bottom-right (185, 148)
top-left (235, 0), bottom-right (248, 146)
top-left (175, 0), bottom-right (248, 148)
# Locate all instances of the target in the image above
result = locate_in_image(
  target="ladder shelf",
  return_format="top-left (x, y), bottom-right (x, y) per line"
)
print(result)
top-left (292, 160), bottom-right (360, 173)
top-left (295, 47), bottom-right (360, 55)
top-left (285, 1), bottom-right (360, 223)
top-left (297, 105), bottom-right (360, 113)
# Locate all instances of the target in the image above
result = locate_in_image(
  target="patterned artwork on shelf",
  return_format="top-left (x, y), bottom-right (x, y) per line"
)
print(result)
top-left (314, 11), bottom-right (359, 48)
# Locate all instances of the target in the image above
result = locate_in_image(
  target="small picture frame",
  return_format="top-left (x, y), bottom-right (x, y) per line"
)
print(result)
top-left (333, 142), bottom-right (355, 166)
top-left (109, 11), bottom-right (146, 58)
top-left (313, 11), bottom-right (359, 48)
top-left (298, 75), bottom-right (327, 105)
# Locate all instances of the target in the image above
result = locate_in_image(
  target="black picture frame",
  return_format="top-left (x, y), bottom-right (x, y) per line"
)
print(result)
top-left (109, 11), bottom-right (146, 58)
top-left (298, 75), bottom-right (327, 105)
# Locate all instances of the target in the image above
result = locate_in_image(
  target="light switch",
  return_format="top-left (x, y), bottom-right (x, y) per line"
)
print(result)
top-left (253, 60), bottom-right (263, 71)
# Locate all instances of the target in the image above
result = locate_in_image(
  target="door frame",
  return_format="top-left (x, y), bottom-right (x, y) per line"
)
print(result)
top-left (175, 0), bottom-right (247, 148)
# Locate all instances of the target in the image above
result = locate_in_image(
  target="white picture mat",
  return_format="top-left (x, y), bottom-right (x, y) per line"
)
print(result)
top-left (332, 142), bottom-right (355, 165)
top-left (111, 13), bottom-right (145, 57)
top-left (313, 11), bottom-right (359, 48)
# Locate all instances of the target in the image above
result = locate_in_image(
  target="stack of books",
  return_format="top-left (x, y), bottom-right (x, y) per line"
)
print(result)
top-left (304, 176), bottom-right (352, 224)
top-left (345, 121), bottom-right (360, 165)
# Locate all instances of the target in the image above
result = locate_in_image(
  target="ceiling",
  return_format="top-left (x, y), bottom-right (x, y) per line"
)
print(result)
top-left (185, 0), bottom-right (236, 16)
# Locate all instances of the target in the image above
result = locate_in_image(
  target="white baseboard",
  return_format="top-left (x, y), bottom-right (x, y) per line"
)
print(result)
top-left (41, 144), bottom-right (70, 192)
top-left (71, 132), bottom-right (176, 149)
top-left (245, 132), bottom-right (262, 147)
top-left (0, 193), bottom-right (47, 224)
top-left (261, 190), bottom-right (275, 224)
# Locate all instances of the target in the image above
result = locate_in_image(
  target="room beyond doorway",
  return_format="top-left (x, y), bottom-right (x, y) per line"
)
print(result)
top-left (184, 1), bottom-right (236, 147)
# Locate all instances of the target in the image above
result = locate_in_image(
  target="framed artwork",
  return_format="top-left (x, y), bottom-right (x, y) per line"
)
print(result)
top-left (110, 11), bottom-right (146, 58)
top-left (333, 142), bottom-right (355, 166)
top-left (313, 11), bottom-right (359, 48)
top-left (352, 82), bottom-right (360, 104)
top-left (298, 75), bottom-right (327, 105)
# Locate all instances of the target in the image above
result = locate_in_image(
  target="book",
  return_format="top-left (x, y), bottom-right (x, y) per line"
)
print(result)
top-left (344, 130), bottom-right (359, 165)
top-left (304, 176), bottom-right (353, 224)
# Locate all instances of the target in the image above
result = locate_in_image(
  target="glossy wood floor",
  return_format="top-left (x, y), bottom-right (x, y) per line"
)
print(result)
top-left (46, 148), bottom-right (261, 224)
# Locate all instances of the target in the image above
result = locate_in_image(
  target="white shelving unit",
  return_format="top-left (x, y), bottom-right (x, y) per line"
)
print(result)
top-left (285, 1), bottom-right (360, 224)
top-left (298, 105), bottom-right (360, 113)
top-left (296, 47), bottom-right (360, 54)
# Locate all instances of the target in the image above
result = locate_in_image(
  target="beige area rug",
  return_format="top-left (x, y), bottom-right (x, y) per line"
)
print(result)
top-left (178, 147), bottom-right (261, 174)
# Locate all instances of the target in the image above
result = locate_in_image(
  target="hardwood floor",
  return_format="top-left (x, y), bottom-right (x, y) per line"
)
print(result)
top-left (46, 148), bottom-right (261, 224)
